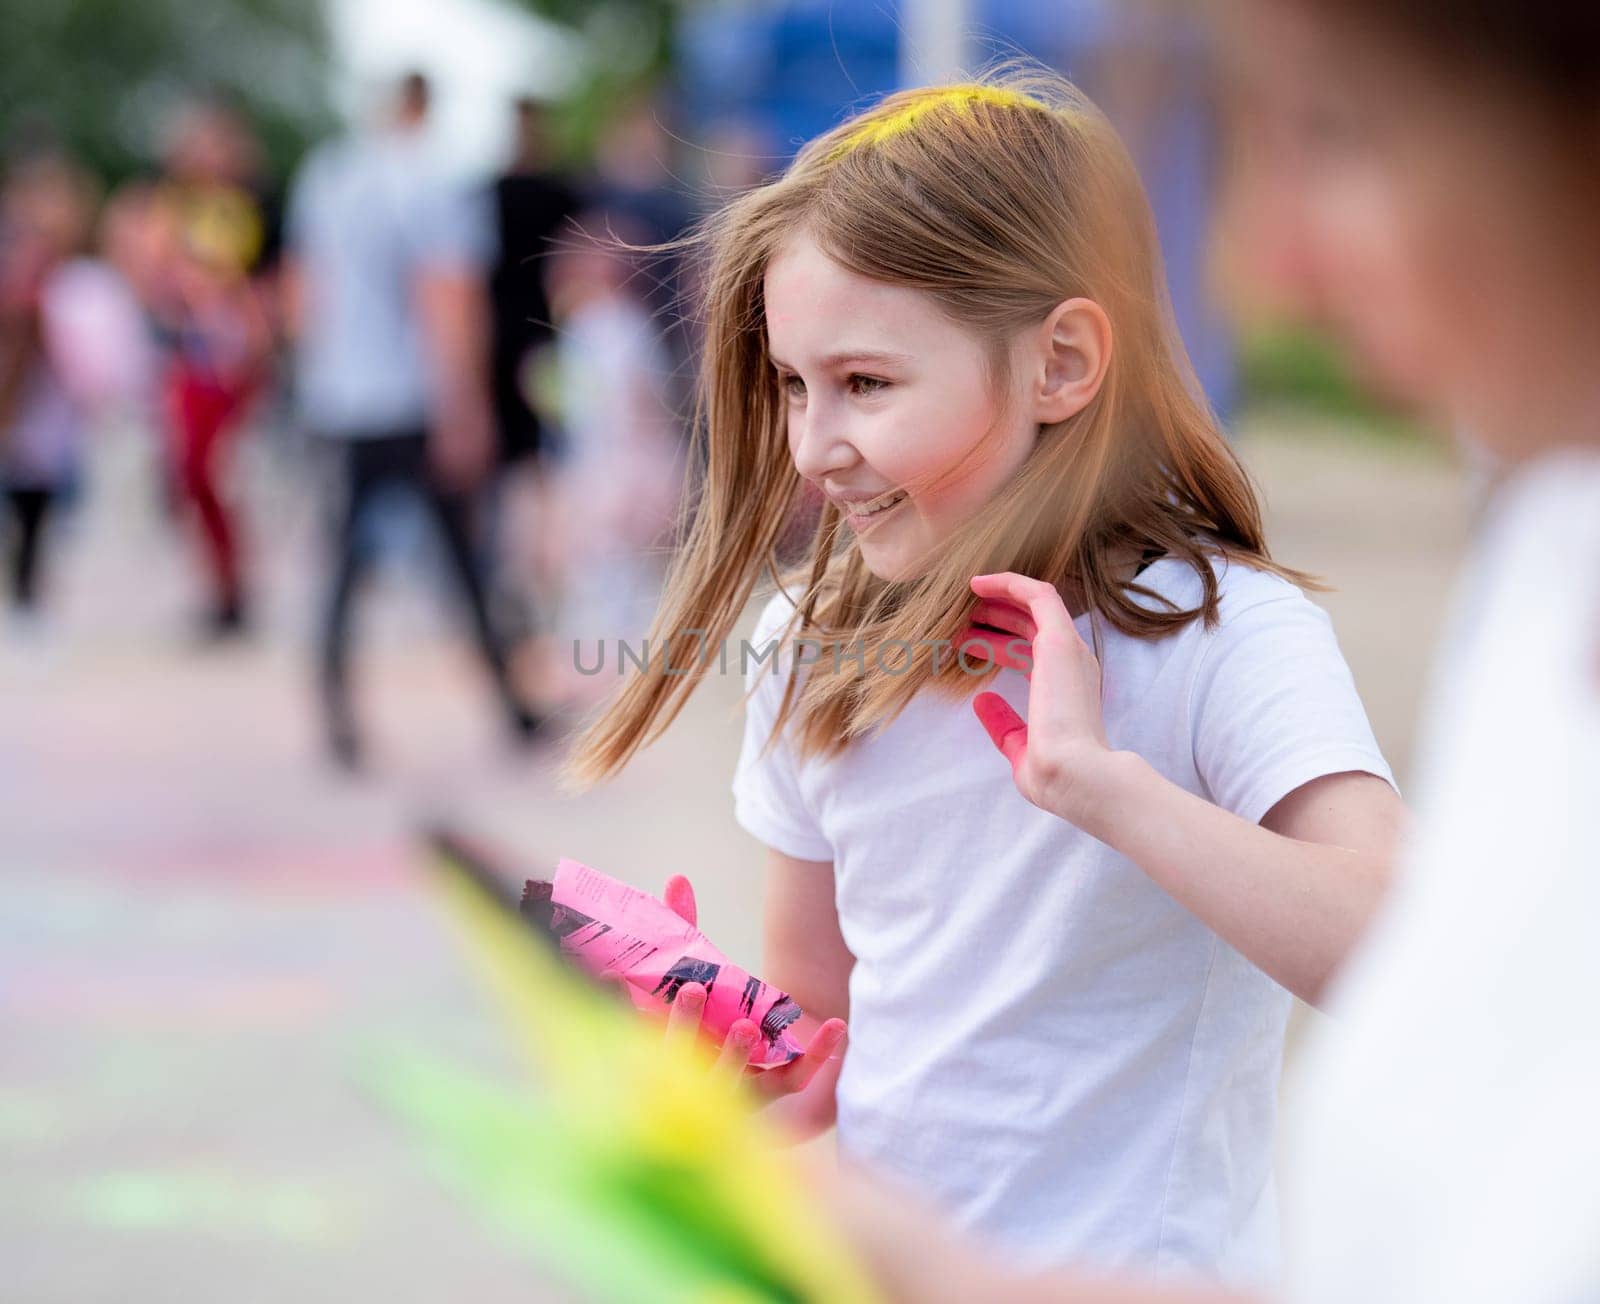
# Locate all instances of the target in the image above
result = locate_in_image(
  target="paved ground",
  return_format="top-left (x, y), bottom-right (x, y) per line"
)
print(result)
top-left (0, 414), bottom-right (1473, 1301)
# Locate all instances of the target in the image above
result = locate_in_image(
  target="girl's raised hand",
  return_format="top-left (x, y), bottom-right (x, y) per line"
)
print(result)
top-left (659, 874), bottom-right (848, 1100)
top-left (963, 572), bottom-right (1115, 828)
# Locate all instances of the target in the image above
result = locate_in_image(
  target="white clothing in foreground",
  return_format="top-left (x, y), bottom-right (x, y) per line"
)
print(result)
top-left (1285, 451), bottom-right (1600, 1304)
top-left (733, 557), bottom-right (1395, 1284)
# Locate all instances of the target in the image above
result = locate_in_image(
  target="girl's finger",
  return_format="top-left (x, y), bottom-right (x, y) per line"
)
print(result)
top-left (772, 1017), bottom-right (847, 1095)
top-left (970, 573), bottom-right (1082, 647)
top-left (662, 873), bottom-right (698, 926)
top-left (1021, 625), bottom-right (1102, 744)
top-left (969, 597), bottom-right (1037, 641)
top-left (955, 627), bottom-right (1033, 675)
top-left (665, 981), bottom-right (706, 1046)
top-left (972, 691), bottom-right (1028, 771)
top-left (713, 1019), bottom-right (761, 1084)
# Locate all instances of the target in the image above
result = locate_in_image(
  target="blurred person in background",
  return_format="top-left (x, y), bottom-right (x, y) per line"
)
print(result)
top-left (586, 96), bottom-right (696, 418)
top-left (283, 70), bottom-right (544, 771)
top-left (805, 1), bottom-right (1600, 1301)
top-left (588, 95), bottom-right (694, 263)
top-left (541, 213), bottom-right (682, 708)
top-left (0, 150), bottom-right (148, 623)
top-left (148, 92), bottom-right (278, 638)
top-left (0, 152), bottom-right (93, 622)
top-left (484, 95), bottom-right (578, 647)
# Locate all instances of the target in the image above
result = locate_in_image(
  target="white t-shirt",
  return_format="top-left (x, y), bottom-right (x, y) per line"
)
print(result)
top-left (1283, 451), bottom-right (1600, 1304)
top-left (732, 555), bottom-right (1395, 1285)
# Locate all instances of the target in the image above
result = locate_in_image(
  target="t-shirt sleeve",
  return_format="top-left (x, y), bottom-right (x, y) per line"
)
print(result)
top-left (730, 598), bottom-right (834, 862)
top-left (1189, 592), bottom-right (1397, 826)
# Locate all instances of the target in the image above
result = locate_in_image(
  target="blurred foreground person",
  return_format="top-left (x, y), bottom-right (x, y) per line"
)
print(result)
top-left (820, 2), bottom-right (1600, 1301)
top-left (284, 71), bottom-right (544, 770)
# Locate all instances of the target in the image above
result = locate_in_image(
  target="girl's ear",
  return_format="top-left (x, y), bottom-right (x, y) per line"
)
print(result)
top-left (1033, 297), bottom-right (1113, 425)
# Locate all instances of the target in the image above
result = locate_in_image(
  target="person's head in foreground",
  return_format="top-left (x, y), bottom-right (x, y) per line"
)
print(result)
top-left (566, 68), bottom-right (1297, 785)
top-left (1218, 0), bottom-right (1600, 464)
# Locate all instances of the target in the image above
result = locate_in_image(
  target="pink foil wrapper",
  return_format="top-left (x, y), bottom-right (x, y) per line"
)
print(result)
top-left (520, 858), bottom-right (806, 1070)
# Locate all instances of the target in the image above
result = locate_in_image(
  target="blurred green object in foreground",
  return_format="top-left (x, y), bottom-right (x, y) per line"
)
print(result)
top-left (369, 835), bottom-right (879, 1304)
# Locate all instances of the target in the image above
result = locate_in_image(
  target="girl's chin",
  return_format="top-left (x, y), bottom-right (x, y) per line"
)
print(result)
top-left (857, 534), bottom-right (935, 584)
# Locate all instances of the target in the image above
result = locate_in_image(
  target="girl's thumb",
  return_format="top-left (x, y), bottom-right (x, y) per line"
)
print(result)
top-left (663, 873), bottom-right (698, 927)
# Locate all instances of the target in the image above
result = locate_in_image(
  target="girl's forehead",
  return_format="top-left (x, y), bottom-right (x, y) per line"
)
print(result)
top-left (763, 231), bottom-right (953, 352)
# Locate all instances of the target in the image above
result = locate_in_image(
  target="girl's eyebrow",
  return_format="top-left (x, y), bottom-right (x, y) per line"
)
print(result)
top-left (768, 349), bottom-right (914, 371)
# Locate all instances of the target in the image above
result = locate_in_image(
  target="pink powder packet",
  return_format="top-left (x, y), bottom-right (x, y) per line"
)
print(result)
top-left (520, 857), bottom-right (808, 1070)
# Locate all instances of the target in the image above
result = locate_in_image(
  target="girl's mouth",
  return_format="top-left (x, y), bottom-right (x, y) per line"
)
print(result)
top-left (843, 490), bottom-right (908, 531)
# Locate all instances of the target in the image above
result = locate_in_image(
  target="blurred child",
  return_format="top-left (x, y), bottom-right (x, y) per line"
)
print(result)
top-left (542, 222), bottom-right (683, 705)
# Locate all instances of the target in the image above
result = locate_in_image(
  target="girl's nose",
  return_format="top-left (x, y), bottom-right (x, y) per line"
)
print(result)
top-left (788, 404), bottom-right (859, 483)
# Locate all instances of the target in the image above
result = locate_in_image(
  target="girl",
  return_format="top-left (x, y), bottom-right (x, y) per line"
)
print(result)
top-left (563, 73), bottom-right (1404, 1286)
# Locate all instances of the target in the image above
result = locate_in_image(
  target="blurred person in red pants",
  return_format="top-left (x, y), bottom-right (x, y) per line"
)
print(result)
top-left (148, 93), bottom-right (279, 638)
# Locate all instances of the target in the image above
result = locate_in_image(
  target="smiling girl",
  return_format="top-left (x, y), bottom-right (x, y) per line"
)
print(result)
top-left (564, 73), bottom-right (1404, 1285)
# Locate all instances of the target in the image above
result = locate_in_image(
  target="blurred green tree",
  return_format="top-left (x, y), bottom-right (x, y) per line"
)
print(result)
top-left (0, 0), bottom-right (332, 184)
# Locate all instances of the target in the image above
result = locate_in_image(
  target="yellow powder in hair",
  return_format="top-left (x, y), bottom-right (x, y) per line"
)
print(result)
top-left (827, 84), bottom-right (1048, 160)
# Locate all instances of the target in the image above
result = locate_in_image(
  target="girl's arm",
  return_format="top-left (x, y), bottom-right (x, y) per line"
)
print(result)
top-left (760, 847), bottom-right (854, 1139)
top-left (966, 572), bottom-right (1405, 1008)
top-left (1061, 758), bottom-right (1400, 1005)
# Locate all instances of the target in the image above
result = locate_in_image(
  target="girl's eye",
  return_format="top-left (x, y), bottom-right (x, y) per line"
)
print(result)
top-left (780, 373), bottom-right (806, 400)
top-left (848, 374), bottom-right (888, 397)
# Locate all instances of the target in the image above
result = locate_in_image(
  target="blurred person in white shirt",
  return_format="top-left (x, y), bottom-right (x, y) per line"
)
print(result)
top-left (283, 71), bottom-right (545, 768)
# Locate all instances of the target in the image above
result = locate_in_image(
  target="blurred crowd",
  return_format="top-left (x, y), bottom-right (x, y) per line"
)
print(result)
top-left (0, 71), bottom-right (730, 770)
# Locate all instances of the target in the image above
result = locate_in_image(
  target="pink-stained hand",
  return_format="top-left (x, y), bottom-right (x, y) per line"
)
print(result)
top-left (658, 874), bottom-right (848, 1098)
top-left (963, 572), bottom-right (1115, 827)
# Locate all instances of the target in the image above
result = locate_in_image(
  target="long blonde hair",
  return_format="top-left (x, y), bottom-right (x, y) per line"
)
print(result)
top-left (563, 69), bottom-right (1304, 788)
